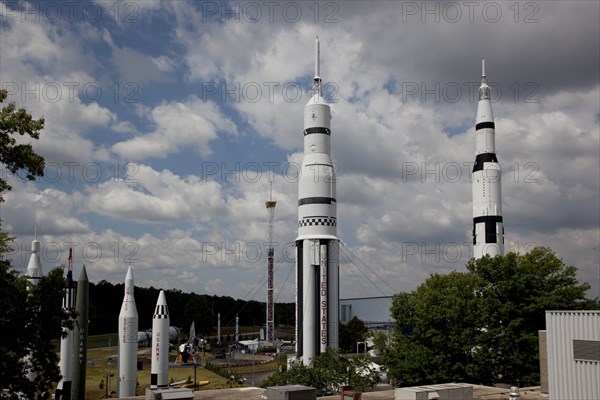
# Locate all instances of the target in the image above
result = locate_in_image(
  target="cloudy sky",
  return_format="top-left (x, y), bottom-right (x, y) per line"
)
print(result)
top-left (1, 1), bottom-right (598, 307)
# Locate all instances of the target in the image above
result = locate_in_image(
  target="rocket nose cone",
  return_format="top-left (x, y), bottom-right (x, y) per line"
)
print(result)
top-left (79, 265), bottom-right (89, 282)
top-left (154, 290), bottom-right (169, 317)
top-left (156, 290), bottom-right (168, 306)
top-left (125, 265), bottom-right (134, 281)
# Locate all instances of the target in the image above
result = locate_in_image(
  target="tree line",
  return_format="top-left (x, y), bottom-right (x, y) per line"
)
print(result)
top-left (89, 279), bottom-right (296, 337)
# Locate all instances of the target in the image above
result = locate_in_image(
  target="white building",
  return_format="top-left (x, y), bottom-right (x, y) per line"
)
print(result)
top-left (545, 310), bottom-right (600, 400)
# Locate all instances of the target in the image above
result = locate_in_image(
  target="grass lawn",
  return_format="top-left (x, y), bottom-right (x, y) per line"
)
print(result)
top-left (81, 345), bottom-right (278, 398)
top-left (50, 333), bottom-right (280, 397)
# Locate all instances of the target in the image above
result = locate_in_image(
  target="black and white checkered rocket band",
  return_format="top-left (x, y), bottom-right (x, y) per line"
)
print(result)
top-left (298, 216), bottom-right (337, 227)
top-left (153, 304), bottom-right (169, 318)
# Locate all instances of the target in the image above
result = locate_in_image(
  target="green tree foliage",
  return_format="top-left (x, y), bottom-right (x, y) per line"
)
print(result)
top-left (261, 348), bottom-right (380, 395)
top-left (183, 295), bottom-right (213, 335)
top-left (0, 262), bottom-right (73, 399)
top-left (385, 247), bottom-right (597, 388)
top-left (0, 229), bottom-right (14, 254)
top-left (370, 330), bottom-right (389, 355)
top-left (339, 316), bottom-right (369, 353)
top-left (85, 281), bottom-right (294, 336)
top-left (0, 87), bottom-right (56, 398)
top-left (0, 88), bottom-right (45, 202)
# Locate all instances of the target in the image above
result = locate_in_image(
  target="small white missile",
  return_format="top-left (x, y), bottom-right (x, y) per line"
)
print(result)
top-left (118, 266), bottom-right (138, 397)
top-left (151, 290), bottom-right (169, 388)
top-left (472, 59), bottom-right (504, 259)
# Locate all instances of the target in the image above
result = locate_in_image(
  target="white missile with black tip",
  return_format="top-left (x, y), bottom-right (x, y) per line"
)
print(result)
top-left (151, 290), bottom-right (169, 388)
top-left (118, 266), bottom-right (138, 397)
top-left (296, 36), bottom-right (340, 365)
top-left (472, 59), bottom-right (504, 259)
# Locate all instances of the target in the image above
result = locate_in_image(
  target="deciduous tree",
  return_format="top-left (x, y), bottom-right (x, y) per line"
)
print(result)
top-left (385, 247), bottom-right (597, 387)
top-left (261, 348), bottom-right (380, 395)
top-left (0, 88), bottom-right (45, 202)
top-left (0, 262), bottom-right (72, 399)
top-left (339, 316), bottom-right (369, 353)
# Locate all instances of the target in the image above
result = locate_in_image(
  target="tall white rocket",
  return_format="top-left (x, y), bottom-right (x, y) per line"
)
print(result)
top-left (472, 59), bottom-right (504, 259)
top-left (118, 266), bottom-right (138, 397)
top-left (296, 36), bottom-right (339, 365)
top-left (25, 235), bottom-right (42, 389)
top-left (151, 290), bottom-right (169, 388)
top-left (56, 248), bottom-right (75, 400)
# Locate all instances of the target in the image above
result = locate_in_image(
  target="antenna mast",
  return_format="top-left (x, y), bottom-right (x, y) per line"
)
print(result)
top-left (265, 176), bottom-right (277, 343)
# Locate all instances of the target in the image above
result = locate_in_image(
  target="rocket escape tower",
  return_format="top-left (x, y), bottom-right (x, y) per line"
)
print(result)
top-left (266, 180), bottom-right (276, 343)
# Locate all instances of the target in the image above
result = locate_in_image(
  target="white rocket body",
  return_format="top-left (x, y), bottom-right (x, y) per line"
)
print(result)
top-left (56, 264), bottom-right (75, 399)
top-left (57, 328), bottom-right (74, 398)
top-left (118, 266), bottom-right (138, 397)
top-left (151, 290), bottom-right (169, 388)
top-left (26, 239), bottom-right (42, 281)
top-left (25, 239), bottom-right (42, 386)
top-left (296, 37), bottom-right (339, 365)
top-left (472, 60), bottom-right (504, 259)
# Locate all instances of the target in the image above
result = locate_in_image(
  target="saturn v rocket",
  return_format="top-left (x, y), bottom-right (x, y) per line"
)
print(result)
top-left (296, 37), bottom-right (339, 365)
top-left (472, 59), bottom-right (504, 259)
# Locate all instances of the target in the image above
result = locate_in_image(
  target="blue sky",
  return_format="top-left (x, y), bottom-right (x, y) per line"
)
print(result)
top-left (1, 1), bottom-right (599, 304)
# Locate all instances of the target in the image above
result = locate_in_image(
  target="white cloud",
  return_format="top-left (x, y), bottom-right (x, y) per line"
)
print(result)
top-left (1, 1), bottom-right (598, 302)
top-left (112, 97), bottom-right (237, 160)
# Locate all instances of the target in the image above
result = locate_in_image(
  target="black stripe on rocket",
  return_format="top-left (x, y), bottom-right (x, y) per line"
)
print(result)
top-left (304, 127), bottom-right (331, 136)
top-left (296, 240), bottom-right (303, 358)
top-left (472, 153), bottom-right (499, 172)
top-left (472, 215), bottom-right (504, 245)
top-left (476, 121), bottom-right (495, 131)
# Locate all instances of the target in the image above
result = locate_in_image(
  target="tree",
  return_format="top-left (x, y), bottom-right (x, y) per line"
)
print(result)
top-left (0, 89), bottom-right (55, 398)
top-left (339, 316), bottom-right (369, 353)
top-left (385, 247), bottom-right (597, 388)
top-left (183, 295), bottom-right (213, 336)
top-left (385, 272), bottom-right (487, 386)
top-left (465, 247), bottom-right (597, 385)
top-left (261, 348), bottom-right (379, 395)
top-left (0, 88), bottom-right (45, 202)
top-left (0, 262), bottom-right (72, 399)
top-left (370, 330), bottom-right (389, 356)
